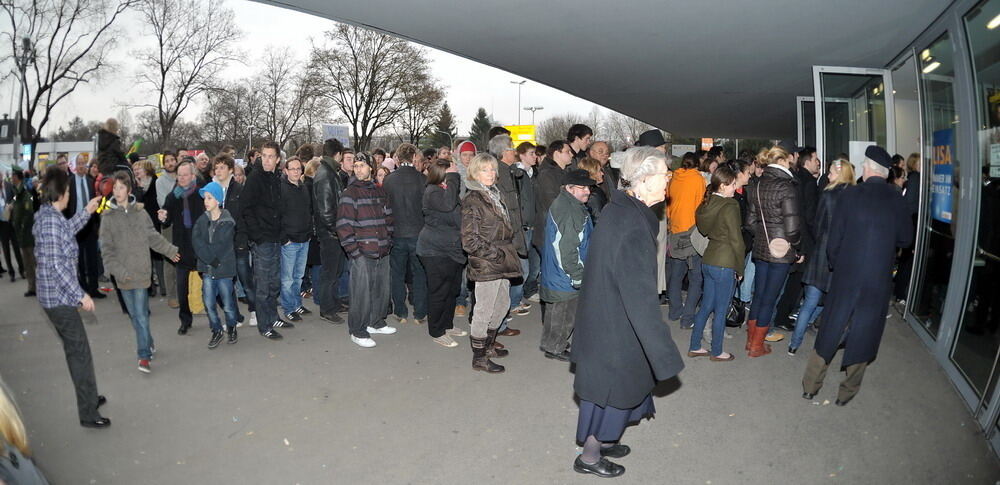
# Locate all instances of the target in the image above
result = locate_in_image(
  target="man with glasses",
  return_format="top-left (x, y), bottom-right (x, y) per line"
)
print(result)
top-left (278, 156), bottom-right (313, 323)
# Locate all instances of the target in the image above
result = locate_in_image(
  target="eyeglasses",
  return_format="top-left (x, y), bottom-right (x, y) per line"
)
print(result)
top-left (286, 167), bottom-right (303, 172)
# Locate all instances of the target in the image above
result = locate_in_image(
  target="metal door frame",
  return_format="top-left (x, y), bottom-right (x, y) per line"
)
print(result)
top-left (812, 66), bottom-right (897, 167)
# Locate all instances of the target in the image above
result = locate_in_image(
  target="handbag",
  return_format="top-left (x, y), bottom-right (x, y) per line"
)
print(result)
top-left (755, 182), bottom-right (790, 258)
top-left (725, 298), bottom-right (746, 327)
top-left (691, 225), bottom-right (709, 256)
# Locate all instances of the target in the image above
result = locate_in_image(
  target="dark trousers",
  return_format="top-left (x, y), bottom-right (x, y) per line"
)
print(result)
top-left (540, 297), bottom-right (578, 354)
top-left (749, 259), bottom-right (791, 328)
top-left (318, 236), bottom-right (346, 315)
top-left (43, 305), bottom-right (101, 421)
top-left (0, 221), bottom-right (23, 275)
top-left (390, 237), bottom-right (428, 319)
top-left (348, 255), bottom-right (390, 338)
top-left (236, 248), bottom-right (256, 312)
top-left (252, 242), bottom-right (281, 333)
top-left (668, 254), bottom-right (703, 326)
top-left (151, 253), bottom-right (166, 296)
top-left (774, 268), bottom-right (804, 326)
top-left (523, 236), bottom-right (541, 298)
top-left (420, 256), bottom-right (463, 338)
top-left (77, 237), bottom-right (101, 295)
top-left (176, 266), bottom-right (196, 328)
top-left (802, 351), bottom-right (869, 403)
top-left (20, 245), bottom-right (35, 293)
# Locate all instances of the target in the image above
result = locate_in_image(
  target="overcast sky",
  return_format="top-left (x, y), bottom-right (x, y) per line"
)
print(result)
top-left (4, 0), bottom-right (607, 138)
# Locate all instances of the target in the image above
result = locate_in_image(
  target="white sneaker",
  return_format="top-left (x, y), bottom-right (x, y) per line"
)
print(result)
top-left (527, 293), bottom-right (540, 303)
top-left (351, 335), bottom-right (376, 348)
top-left (249, 311), bottom-right (258, 327)
top-left (367, 325), bottom-right (397, 335)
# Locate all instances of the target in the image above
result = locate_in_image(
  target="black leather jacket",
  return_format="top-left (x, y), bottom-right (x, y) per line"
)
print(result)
top-left (746, 165), bottom-right (802, 264)
top-left (313, 156), bottom-right (346, 240)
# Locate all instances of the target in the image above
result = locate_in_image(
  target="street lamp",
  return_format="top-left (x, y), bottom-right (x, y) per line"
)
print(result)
top-left (523, 106), bottom-right (544, 125)
top-left (435, 129), bottom-right (453, 150)
top-left (510, 80), bottom-right (525, 124)
top-left (13, 37), bottom-right (36, 169)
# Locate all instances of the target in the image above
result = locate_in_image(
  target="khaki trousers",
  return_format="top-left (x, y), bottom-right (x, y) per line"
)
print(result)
top-left (802, 350), bottom-right (868, 403)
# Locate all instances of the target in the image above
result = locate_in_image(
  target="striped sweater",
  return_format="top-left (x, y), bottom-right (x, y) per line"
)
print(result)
top-left (336, 179), bottom-right (394, 259)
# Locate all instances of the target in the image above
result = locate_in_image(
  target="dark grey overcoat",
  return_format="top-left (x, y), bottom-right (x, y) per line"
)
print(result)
top-left (814, 177), bottom-right (913, 367)
top-left (571, 189), bottom-right (684, 409)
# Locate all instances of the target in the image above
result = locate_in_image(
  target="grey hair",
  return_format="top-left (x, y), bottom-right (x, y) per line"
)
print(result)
top-left (487, 134), bottom-right (513, 158)
top-left (620, 147), bottom-right (668, 187)
top-left (863, 158), bottom-right (889, 178)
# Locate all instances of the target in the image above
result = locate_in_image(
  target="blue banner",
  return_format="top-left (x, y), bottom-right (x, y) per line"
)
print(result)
top-left (930, 129), bottom-right (954, 224)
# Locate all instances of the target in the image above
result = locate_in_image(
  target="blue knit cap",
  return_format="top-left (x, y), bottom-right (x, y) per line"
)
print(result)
top-left (198, 181), bottom-right (223, 204)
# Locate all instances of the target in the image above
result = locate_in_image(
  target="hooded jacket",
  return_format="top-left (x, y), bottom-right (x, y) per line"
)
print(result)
top-left (695, 194), bottom-right (745, 276)
top-left (417, 172), bottom-right (465, 264)
top-left (99, 197), bottom-right (178, 290)
top-left (540, 189), bottom-right (593, 302)
top-left (336, 179), bottom-right (394, 259)
top-left (746, 165), bottom-right (802, 264)
top-left (666, 167), bottom-right (706, 234)
top-left (461, 178), bottom-right (522, 282)
top-left (192, 209), bottom-right (237, 278)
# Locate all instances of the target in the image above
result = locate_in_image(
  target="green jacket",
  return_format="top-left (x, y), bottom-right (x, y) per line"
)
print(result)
top-left (10, 183), bottom-right (35, 247)
top-left (695, 194), bottom-right (744, 277)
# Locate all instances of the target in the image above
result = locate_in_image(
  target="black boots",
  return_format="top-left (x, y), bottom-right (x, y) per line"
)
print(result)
top-left (471, 336), bottom-right (504, 373)
top-left (485, 328), bottom-right (509, 358)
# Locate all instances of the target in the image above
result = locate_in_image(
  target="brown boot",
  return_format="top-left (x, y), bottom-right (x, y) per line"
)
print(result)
top-left (748, 324), bottom-right (772, 358)
top-left (745, 319), bottom-right (756, 351)
top-left (471, 336), bottom-right (505, 373)
top-left (486, 329), bottom-right (509, 358)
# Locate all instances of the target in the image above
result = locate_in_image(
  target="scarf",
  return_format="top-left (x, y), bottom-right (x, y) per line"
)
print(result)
top-left (173, 184), bottom-right (199, 228)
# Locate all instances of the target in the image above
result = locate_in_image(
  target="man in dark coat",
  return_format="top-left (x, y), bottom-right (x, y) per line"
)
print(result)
top-left (382, 143), bottom-right (429, 325)
top-left (158, 161), bottom-right (205, 334)
top-left (313, 139), bottom-right (348, 324)
top-left (65, 158), bottom-right (103, 298)
top-left (802, 146), bottom-right (913, 406)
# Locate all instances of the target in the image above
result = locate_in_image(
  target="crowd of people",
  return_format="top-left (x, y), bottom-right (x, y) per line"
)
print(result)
top-left (0, 117), bottom-right (920, 478)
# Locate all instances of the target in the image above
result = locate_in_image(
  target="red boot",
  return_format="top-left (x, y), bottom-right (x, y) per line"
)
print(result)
top-left (748, 324), bottom-right (772, 358)
top-left (745, 319), bottom-right (756, 351)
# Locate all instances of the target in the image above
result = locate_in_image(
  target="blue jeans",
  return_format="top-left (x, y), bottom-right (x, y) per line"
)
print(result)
top-left (790, 285), bottom-right (824, 350)
top-left (236, 249), bottom-right (255, 312)
top-left (120, 288), bottom-right (153, 359)
top-left (690, 264), bottom-right (736, 356)
top-left (203, 276), bottom-right (238, 333)
top-left (749, 259), bottom-right (791, 328)
top-left (509, 255), bottom-right (530, 310)
top-left (523, 231), bottom-right (541, 297)
top-left (457, 267), bottom-right (469, 307)
top-left (280, 242), bottom-right (309, 315)
top-left (389, 237), bottom-right (427, 319)
top-left (668, 253), bottom-right (703, 327)
top-left (309, 264), bottom-right (323, 306)
top-left (739, 252), bottom-right (755, 302)
top-left (252, 242), bottom-right (281, 333)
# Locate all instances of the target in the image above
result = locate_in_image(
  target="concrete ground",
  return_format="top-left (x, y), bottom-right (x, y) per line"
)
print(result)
top-left (0, 281), bottom-right (997, 485)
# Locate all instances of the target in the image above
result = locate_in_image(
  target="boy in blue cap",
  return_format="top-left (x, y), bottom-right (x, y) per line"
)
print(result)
top-left (192, 181), bottom-right (239, 348)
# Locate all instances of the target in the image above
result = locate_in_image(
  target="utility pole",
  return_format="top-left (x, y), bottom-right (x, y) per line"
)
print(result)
top-left (13, 37), bottom-right (36, 169)
top-left (524, 106), bottom-right (544, 126)
top-left (510, 80), bottom-right (525, 124)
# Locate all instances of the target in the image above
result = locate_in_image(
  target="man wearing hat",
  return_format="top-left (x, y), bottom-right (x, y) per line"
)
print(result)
top-left (801, 145), bottom-right (913, 405)
top-left (538, 169), bottom-right (596, 361)
top-left (636, 129), bottom-right (668, 153)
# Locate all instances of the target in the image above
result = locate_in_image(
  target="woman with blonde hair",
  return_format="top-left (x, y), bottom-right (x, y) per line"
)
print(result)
top-left (577, 157), bottom-right (607, 222)
top-left (0, 378), bottom-right (49, 483)
top-left (789, 157), bottom-right (855, 354)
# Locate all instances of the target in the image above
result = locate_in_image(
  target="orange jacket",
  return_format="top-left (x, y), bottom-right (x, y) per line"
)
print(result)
top-left (667, 168), bottom-right (706, 234)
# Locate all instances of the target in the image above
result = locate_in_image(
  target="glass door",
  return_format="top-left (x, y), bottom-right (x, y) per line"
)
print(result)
top-left (797, 96), bottom-right (816, 150)
top-left (954, 0), bottom-right (1000, 431)
top-left (812, 66), bottom-right (896, 178)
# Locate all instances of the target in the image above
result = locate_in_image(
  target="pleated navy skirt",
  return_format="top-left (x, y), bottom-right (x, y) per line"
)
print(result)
top-left (576, 394), bottom-right (655, 443)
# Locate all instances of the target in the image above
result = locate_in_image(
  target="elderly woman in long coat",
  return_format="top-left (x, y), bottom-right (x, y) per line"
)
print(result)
top-left (570, 147), bottom-right (685, 478)
top-left (802, 146), bottom-right (912, 406)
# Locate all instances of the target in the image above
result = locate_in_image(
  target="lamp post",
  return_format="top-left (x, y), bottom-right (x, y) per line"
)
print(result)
top-left (510, 80), bottom-right (525, 124)
top-left (523, 106), bottom-right (544, 125)
top-left (13, 37), bottom-right (36, 169)
top-left (435, 129), bottom-right (453, 150)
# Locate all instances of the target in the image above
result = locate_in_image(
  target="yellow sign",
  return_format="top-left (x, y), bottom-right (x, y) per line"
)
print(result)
top-left (700, 138), bottom-right (714, 151)
top-left (504, 125), bottom-right (536, 146)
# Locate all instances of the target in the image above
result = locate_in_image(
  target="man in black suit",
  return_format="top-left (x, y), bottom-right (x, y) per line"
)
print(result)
top-left (0, 172), bottom-right (24, 281)
top-left (64, 157), bottom-right (104, 298)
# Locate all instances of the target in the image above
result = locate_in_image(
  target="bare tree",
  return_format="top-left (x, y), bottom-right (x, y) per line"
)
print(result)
top-left (396, 72), bottom-right (444, 145)
top-left (256, 48), bottom-right (321, 150)
top-left (134, 0), bottom-right (241, 148)
top-left (605, 111), bottom-right (655, 150)
top-left (1, 0), bottom-right (137, 164)
top-left (536, 113), bottom-right (586, 146)
top-left (309, 24), bottom-right (434, 151)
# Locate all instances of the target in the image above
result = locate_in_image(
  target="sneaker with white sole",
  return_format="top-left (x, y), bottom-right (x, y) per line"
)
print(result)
top-left (367, 325), bottom-right (397, 335)
top-left (273, 319), bottom-right (295, 328)
top-left (248, 311), bottom-right (258, 327)
top-left (526, 293), bottom-right (540, 303)
top-left (433, 335), bottom-right (458, 347)
top-left (351, 335), bottom-right (376, 348)
top-left (446, 327), bottom-right (469, 337)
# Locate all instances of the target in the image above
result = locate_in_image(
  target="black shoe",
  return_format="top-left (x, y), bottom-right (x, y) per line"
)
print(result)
top-left (227, 328), bottom-right (238, 344)
top-left (23, 290), bottom-right (35, 297)
top-left (775, 322), bottom-right (795, 332)
top-left (208, 331), bottom-right (223, 349)
top-left (320, 312), bottom-right (344, 324)
top-left (285, 312), bottom-right (302, 322)
top-left (238, 296), bottom-right (248, 304)
top-left (90, 292), bottom-right (107, 299)
top-left (295, 306), bottom-right (312, 315)
top-left (600, 444), bottom-right (631, 458)
top-left (802, 392), bottom-right (816, 400)
top-left (835, 399), bottom-right (850, 406)
top-left (8, 274), bottom-right (14, 282)
top-left (177, 325), bottom-right (190, 336)
top-left (787, 346), bottom-right (798, 356)
top-left (97, 395), bottom-right (107, 409)
top-left (544, 350), bottom-right (570, 362)
top-left (262, 329), bottom-right (283, 340)
top-left (80, 417), bottom-right (112, 429)
top-left (658, 294), bottom-right (669, 306)
top-left (573, 456), bottom-right (625, 478)
top-left (273, 319), bottom-right (295, 328)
